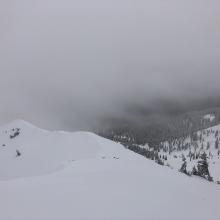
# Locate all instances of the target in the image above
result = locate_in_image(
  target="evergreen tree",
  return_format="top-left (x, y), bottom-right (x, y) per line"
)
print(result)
top-left (206, 142), bottom-right (210, 150)
top-left (199, 133), bottom-right (202, 143)
top-left (16, 149), bottom-right (21, 157)
top-left (215, 138), bottom-right (219, 149)
top-left (197, 152), bottom-right (213, 181)
top-left (192, 166), bottom-right (198, 176)
top-left (188, 151), bottom-right (193, 161)
top-left (179, 155), bottom-right (188, 175)
top-left (191, 132), bottom-right (198, 142)
top-left (201, 142), bottom-right (204, 150)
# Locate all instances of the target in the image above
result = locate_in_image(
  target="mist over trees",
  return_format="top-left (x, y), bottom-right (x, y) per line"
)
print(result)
top-left (99, 107), bottom-right (220, 147)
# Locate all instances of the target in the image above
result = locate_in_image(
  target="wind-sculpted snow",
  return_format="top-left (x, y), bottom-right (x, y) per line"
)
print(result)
top-left (0, 120), bottom-right (102, 179)
top-left (0, 120), bottom-right (219, 220)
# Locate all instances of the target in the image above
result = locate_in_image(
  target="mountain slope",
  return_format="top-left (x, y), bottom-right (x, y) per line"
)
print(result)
top-left (158, 123), bottom-right (220, 182)
top-left (99, 108), bottom-right (220, 146)
top-left (0, 120), bottom-right (219, 220)
top-left (0, 119), bottom-right (134, 180)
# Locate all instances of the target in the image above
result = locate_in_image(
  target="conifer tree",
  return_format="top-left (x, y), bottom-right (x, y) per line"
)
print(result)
top-left (179, 155), bottom-right (188, 175)
top-left (16, 149), bottom-right (21, 157)
top-left (215, 138), bottom-right (219, 149)
top-left (197, 152), bottom-right (213, 181)
top-left (206, 142), bottom-right (210, 150)
top-left (192, 166), bottom-right (198, 176)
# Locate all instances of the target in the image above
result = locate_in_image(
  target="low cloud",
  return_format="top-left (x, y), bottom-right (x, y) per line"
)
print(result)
top-left (0, 0), bottom-right (220, 130)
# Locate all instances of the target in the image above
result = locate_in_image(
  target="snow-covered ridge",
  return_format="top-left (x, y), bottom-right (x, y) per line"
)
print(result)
top-left (0, 120), bottom-right (220, 220)
top-left (0, 119), bottom-right (131, 180)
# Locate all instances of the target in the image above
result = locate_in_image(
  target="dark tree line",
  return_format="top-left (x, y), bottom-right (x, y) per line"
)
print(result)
top-left (98, 108), bottom-right (220, 149)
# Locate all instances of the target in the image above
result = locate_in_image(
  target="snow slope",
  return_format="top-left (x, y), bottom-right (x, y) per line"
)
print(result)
top-left (160, 124), bottom-right (220, 182)
top-left (0, 119), bottom-right (102, 180)
top-left (0, 120), bottom-right (219, 220)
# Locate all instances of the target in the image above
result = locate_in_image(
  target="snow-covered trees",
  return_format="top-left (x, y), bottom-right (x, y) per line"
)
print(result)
top-left (196, 152), bottom-right (213, 181)
top-left (179, 155), bottom-right (188, 175)
top-left (10, 128), bottom-right (20, 139)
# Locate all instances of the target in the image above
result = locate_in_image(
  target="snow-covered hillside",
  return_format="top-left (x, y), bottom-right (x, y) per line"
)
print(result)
top-left (0, 120), bottom-right (220, 220)
top-left (0, 120), bottom-right (109, 179)
top-left (159, 124), bottom-right (220, 182)
top-left (203, 114), bottom-right (216, 122)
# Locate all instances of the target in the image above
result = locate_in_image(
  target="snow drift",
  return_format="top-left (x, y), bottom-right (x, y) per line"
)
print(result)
top-left (0, 120), bottom-right (219, 220)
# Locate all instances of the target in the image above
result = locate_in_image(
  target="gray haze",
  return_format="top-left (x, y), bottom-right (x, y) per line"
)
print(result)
top-left (0, 0), bottom-right (220, 130)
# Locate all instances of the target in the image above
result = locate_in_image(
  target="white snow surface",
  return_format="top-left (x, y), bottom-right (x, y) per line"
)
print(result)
top-left (0, 120), bottom-right (219, 220)
top-left (203, 114), bottom-right (216, 122)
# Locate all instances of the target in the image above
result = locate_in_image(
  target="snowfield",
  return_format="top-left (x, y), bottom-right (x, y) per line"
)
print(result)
top-left (0, 120), bottom-right (219, 220)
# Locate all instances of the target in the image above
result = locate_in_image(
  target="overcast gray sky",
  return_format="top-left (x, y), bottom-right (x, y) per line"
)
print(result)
top-left (0, 0), bottom-right (220, 130)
